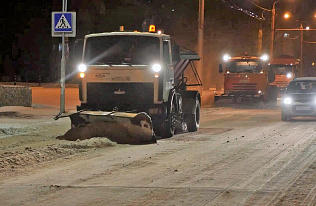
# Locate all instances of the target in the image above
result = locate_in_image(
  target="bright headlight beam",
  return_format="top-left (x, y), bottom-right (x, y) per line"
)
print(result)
top-left (152, 64), bottom-right (161, 72)
top-left (260, 54), bottom-right (269, 61)
top-left (286, 73), bottom-right (292, 78)
top-left (223, 54), bottom-right (231, 62)
top-left (78, 64), bottom-right (87, 72)
top-left (283, 97), bottom-right (292, 105)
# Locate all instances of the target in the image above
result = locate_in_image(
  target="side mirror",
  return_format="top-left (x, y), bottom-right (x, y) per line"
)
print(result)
top-left (219, 64), bottom-right (223, 73)
top-left (73, 39), bottom-right (84, 62)
top-left (172, 43), bottom-right (180, 63)
top-left (268, 70), bottom-right (275, 83)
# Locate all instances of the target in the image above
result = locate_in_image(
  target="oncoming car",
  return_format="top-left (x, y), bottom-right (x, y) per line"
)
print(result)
top-left (281, 77), bottom-right (316, 121)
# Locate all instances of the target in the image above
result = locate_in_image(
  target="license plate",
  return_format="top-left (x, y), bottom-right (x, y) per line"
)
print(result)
top-left (296, 106), bottom-right (311, 111)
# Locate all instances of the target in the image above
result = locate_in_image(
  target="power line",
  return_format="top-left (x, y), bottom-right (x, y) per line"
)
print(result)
top-left (219, 0), bottom-right (265, 21)
top-left (246, 0), bottom-right (271, 12)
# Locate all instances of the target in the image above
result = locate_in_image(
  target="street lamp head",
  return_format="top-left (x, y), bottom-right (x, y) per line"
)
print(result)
top-left (284, 12), bottom-right (290, 19)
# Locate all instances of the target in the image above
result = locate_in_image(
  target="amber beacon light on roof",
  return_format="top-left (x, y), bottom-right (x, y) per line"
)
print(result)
top-left (149, 25), bottom-right (156, 32)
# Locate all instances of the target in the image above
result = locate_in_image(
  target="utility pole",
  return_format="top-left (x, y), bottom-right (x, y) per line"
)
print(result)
top-left (258, 29), bottom-right (263, 55)
top-left (270, 0), bottom-right (282, 58)
top-left (197, 0), bottom-right (204, 90)
top-left (270, 2), bottom-right (276, 58)
top-left (300, 23), bottom-right (303, 76)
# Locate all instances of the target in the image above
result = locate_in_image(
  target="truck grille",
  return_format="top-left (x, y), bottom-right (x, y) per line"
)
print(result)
top-left (232, 83), bottom-right (257, 91)
top-left (87, 83), bottom-right (154, 106)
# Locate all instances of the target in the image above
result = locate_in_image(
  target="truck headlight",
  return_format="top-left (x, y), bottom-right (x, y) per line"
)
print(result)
top-left (260, 54), bottom-right (269, 61)
top-left (283, 97), bottom-right (292, 105)
top-left (286, 73), bottom-right (292, 78)
top-left (223, 54), bottom-right (231, 62)
top-left (78, 64), bottom-right (87, 72)
top-left (152, 64), bottom-right (161, 72)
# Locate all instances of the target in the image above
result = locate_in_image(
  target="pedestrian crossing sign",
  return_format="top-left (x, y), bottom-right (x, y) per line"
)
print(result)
top-left (54, 13), bottom-right (72, 32)
top-left (52, 12), bottom-right (76, 37)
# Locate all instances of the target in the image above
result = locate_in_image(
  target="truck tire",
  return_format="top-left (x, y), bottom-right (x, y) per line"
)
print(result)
top-left (268, 85), bottom-right (278, 107)
top-left (160, 103), bottom-right (176, 138)
top-left (185, 98), bottom-right (200, 132)
top-left (281, 111), bottom-right (292, 121)
top-left (281, 111), bottom-right (288, 121)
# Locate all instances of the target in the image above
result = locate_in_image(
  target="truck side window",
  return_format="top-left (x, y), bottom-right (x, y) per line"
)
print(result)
top-left (163, 40), bottom-right (170, 64)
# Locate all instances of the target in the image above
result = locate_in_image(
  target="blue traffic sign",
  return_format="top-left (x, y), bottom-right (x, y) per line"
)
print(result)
top-left (54, 13), bottom-right (72, 32)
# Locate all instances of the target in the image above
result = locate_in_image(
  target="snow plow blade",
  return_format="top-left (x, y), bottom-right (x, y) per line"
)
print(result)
top-left (57, 111), bottom-right (156, 144)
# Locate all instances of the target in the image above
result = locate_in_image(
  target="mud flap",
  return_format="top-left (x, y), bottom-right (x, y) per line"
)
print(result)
top-left (57, 111), bottom-right (156, 144)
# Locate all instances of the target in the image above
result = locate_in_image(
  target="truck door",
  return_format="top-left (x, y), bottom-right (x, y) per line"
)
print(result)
top-left (162, 39), bottom-right (173, 102)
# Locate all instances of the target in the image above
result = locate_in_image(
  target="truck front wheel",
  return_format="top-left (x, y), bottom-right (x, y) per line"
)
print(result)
top-left (160, 103), bottom-right (176, 138)
top-left (185, 98), bottom-right (200, 132)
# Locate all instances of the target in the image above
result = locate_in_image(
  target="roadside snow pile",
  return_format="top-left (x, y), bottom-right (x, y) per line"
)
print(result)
top-left (0, 138), bottom-right (116, 179)
top-left (0, 85), bottom-right (32, 107)
top-left (0, 111), bottom-right (35, 118)
top-left (0, 127), bottom-right (35, 137)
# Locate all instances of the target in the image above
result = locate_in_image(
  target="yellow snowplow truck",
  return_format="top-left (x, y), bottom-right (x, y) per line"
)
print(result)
top-left (58, 28), bottom-right (202, 144)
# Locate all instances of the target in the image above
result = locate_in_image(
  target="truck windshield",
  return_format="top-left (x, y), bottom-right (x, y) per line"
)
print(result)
top-left (84, 35), bottom-right (160, 65)
top-left (227, 61), bottom-right (263, 73)
top-left (287, 81), bottom-right (316, 93)
top-left (270, 65), bottom-right (293, 75)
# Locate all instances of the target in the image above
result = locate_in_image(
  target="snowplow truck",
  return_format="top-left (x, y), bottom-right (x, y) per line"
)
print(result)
top-left (215, 54), bottom-right (278, 104)
top-left (269, 55), bottom-right (299, 90)
top-left (61, 29), bottom-right (201, 144)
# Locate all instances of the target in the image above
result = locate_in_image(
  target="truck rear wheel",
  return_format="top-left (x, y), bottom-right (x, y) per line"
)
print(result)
top-left (281, 111), bottom-right (288, 121)
top-left (185, 98), bottom-right (200, 132)
top-left (160, 103), bottom-right (176, 138)
top-left (268, 85), bottom-right (278, 107)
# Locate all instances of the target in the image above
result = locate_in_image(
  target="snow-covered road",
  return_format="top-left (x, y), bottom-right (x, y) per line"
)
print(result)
top-left (0, 87), bottom-right (315, 205)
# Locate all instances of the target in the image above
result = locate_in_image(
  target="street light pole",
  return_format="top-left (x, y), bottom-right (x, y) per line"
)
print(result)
top-left (270, 2), bottom-right (276, 58)
top-left (197, 0), bottom-right (204, 89)
top-left (300, 23), bottom-right (304, 76)
top-left (270, 0), bottom-right (281, 58)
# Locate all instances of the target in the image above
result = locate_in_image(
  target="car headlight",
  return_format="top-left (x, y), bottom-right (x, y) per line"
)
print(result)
top-left (78, 64), bottom-right (87, 72)
top-left (283, 97), bottom-right (292, 105)
top-left (286, 73), bottom-right (292, 78)
top-left (152, 64), bottom-right (161, 72)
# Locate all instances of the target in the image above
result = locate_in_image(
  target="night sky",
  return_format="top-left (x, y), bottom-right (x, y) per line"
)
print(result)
top-left (1, 0), bottom-right (316, 55)
top-left (1, 0), bottom-right (316, 81)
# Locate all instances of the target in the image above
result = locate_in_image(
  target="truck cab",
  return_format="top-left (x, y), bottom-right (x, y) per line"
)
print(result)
top-left (77, 32), bottom-right (175, 112)
top-left (269, 55), bottom-right (299, 90)
top-left (216, 53), bottom-right (277, 104)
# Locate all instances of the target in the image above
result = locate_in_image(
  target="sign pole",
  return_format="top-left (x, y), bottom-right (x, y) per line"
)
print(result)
top-left (52, 1), bottom-right (75, 118)
top-left (60, 32), bottom-right (65, 113)
top-left (60, 0), bottom-right (67, 113)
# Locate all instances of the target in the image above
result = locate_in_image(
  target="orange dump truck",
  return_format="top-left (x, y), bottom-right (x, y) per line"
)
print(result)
top-left (215, 54), bottom-right (278, 104)
top-left (269, 55), bottom-right (299, 90)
